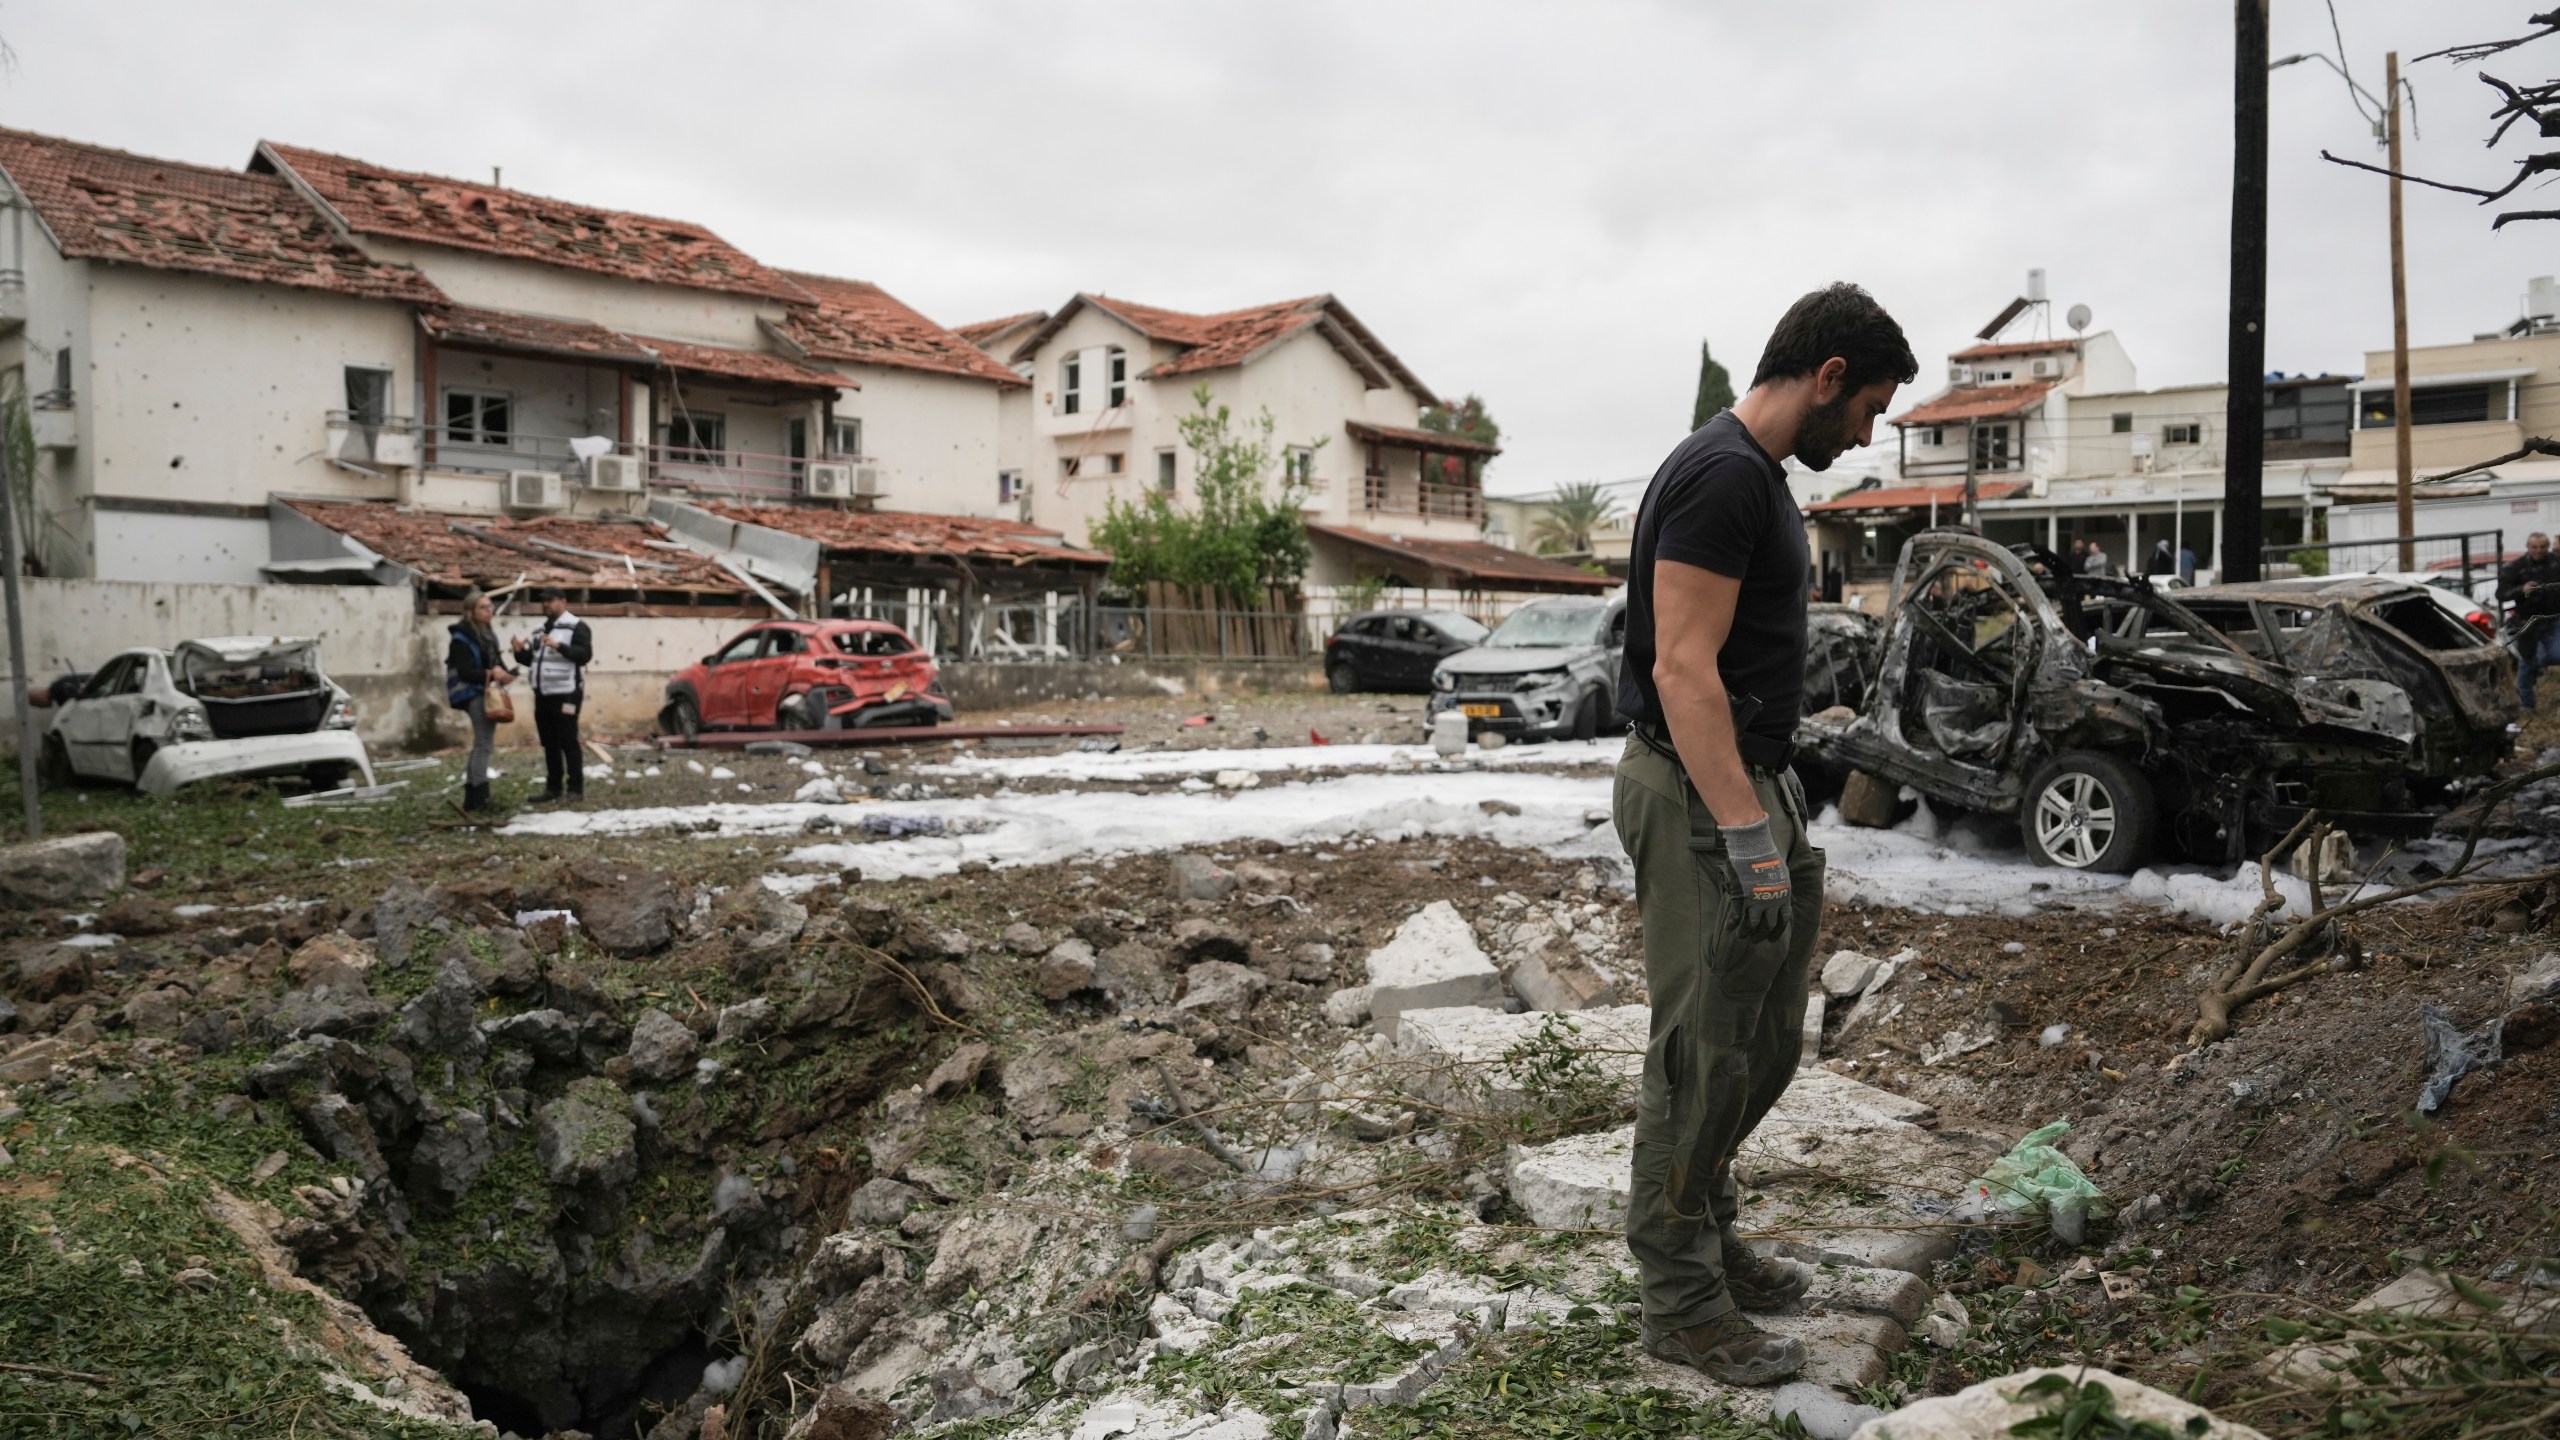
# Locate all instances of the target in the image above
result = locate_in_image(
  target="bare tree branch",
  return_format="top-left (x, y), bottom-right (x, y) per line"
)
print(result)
top-left (2415, 10), bottom-right (2560, 66)
top-left (2426, 439), bottom-right (2560, 484)
top-left (2320, 147), bottom-right (2560, 204)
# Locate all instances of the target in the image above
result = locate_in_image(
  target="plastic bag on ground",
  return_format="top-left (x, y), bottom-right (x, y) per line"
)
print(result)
top-left (1952, 1120), bottom-right (2113, 1243)
top-left (2416, 1002), bottom-right (2504, 1114)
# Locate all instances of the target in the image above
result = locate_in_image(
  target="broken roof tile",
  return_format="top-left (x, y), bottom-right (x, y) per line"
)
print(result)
top-left (636, 335), bottom-right (856, 391)
top-left (256, 141), bottom-right (811, 304)
top-left (699, 501), bottom-right (1111, 568)
top-left (1012, 293), bottom-right (1439, 405)
top-left (1893, 381), bottom-right (2057, 427)
top-left (0, 126), bottom-right (443, 304)
top-left (287, 499), bottom-right (750, 595)
top-left (418, 305), bottom-right (658, 365)
top-left (1306, 524), bottom-right (1614, 592)
top-left (777, 271), bottom-right (1025, 386)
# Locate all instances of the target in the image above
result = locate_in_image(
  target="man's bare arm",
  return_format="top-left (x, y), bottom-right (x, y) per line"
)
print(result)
top-left (1652, 558), bottom-right (1762, 825)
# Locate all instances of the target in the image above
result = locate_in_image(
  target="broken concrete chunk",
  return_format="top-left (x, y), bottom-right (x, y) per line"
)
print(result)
top-left (1175, 960), bottom-right (1267, 1020)
top-left (1168, 853), bottom-right (1237, 903)
top-left (1506, 1127), bottom-right (1632, 1230)
top-left (1001, 922), bottom-right (1050, 954)
top-left (15, 951), bottom-right (90, 1002)
top-left (1821, 949), bottom-right (1886, 1000)
top-left (0, 831), bottom-right (125, 908)
top-left (625, 1007), bottom-right (698, 1083)
top-left (715, 997), bottom-right (776, 1047)
top-left (392, 961), bottom-right (486, 1060)
top-left (1837, 770), bottom-right (1898, 829)
top-left (847, 1176), bottom-right (919, 1229)
top-left (408, 1111), bottom-right (493, 1207)
top-left (1801, 989), bottom-right (1827, 1067)
top-left (1037, 939), bottom-right (1099, 1000)
top-left (1850, 1366), bottom-right (2268, 1440)
top-left (924, 1041), bottom-right (994, 1099)
top-left (1094, 942), bottom-right (1168, 1005)
top-left (1321, 985), bottom-right (1374, 1027)
top-left (1774, 1381), bottom-right (1885, 1440)
top-left (484, 1008), bottom-right (580, 1063)
top-left (1364, 901), bottom-right (1503, 1032)
top-left (535, 1076), bottom-right (637, 1189)
top-left (1169, 918), bottom-right (1252, 966)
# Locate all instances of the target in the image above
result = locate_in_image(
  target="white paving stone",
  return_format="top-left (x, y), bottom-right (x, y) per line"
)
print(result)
top-left (1851, 1367), bottom-right (2269, 1440)
top-left (1506, 1127), bottom-right (1634, 1231)
top-left (1365, 902), bottom-right (1505, 1033)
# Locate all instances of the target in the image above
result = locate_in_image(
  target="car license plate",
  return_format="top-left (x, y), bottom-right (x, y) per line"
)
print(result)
top-left (1460, 704), bottom-right (1502, 719)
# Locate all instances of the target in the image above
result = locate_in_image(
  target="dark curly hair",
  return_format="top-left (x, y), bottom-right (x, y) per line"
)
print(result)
top-left (1750, 283), bottom-right (1918, 393)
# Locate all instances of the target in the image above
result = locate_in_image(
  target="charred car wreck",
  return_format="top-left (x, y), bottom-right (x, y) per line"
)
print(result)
top-left (1798, 533), bottom-right (2517, 871)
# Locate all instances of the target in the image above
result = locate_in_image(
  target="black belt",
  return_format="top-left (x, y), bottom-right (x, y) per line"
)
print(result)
top-left (1636, 722), bottom-right (1794, 774)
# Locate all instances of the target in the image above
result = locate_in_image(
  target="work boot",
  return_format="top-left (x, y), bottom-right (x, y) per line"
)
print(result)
top-left (462, 781), bottom-right (489, 814)
top-left (1642, 1312), bottom-right (1807, 1385)
top-left (1721, 1241), bottom-right (1811, 1312)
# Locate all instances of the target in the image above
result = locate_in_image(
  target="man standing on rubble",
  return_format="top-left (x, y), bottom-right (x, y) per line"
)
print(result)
top-left (1614, 283), bottom-right (1915, 1385)
top-left (514, 587), bottom-right (594, 804)
top-left (2500, 531), bottom-right (2560, 709)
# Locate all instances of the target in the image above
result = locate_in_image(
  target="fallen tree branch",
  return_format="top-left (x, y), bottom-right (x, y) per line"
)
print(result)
top-left (0, 1360), bottom-right (114, 1384)
top-left (1148, 1059), bottom-right (1252, 1173)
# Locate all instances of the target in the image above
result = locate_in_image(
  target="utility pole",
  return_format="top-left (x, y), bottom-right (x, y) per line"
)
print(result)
top-left (2387, 50), bottom-right (2416, 571)
top-left (0, 420), bottom-right (39, 839)
top-left (2222, 0), bottom-right (2270, 584)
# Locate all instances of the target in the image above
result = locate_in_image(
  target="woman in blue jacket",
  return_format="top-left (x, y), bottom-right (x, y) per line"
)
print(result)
top-left (445, 591), bottom-right (516, 812)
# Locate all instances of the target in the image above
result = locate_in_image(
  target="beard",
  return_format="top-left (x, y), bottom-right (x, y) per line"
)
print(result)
top-left (1793, 391), bottom-right (1857, 472)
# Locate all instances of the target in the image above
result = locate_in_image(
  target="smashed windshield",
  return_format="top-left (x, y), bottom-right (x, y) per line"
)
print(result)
top-left (1485, 603), bottom-right (1606, 649)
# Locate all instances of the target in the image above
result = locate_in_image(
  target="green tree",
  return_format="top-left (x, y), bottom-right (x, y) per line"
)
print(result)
top-left (1088, 384), bottom-right (1315, 607)
top-left (1528, 481), bottom-right (1621, 557)
top-left (1691, 339), bottom-right (1735, 430)
top-left (1419, 393), bottom-right (1500, 488)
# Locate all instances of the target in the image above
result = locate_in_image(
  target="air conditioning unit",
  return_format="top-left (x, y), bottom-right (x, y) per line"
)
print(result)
top-left (804, 462), bottom-right (853, 499)
top-left (2029, 357), bottom-right (2061, 379)
top-left (851, 467), bottom-right (884, 499)
top-left (1948, 364), bottom-right (1975, 385)
top-left (584, 454), bottom-right (643, 492)
top-left (506, 470), bottom-right (565, 511)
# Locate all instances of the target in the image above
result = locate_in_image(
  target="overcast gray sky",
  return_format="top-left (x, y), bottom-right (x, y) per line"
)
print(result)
top-left (5, 1), bottom-right (2548, 493)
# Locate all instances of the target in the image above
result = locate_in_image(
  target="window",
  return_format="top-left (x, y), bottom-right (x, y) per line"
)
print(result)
top-left (2361, 383), bottom-right (2503, 428)
top-left (764, 628), bottom-right (807, 656)
top-left (714, 631), bottom-right (765, 665)
top-left (830, 417), bottom-right (863, 458)
top-left (344, 366), bottom-right (393, 427)
top-left (1971, 422), bottom-right (2012, 470)
top-left (82, 655), bottom-right (136, 698)
top-left (2111, 412), bottom-right (2133, 434)
top-left (1061, 352), bottom-right (1083, 415)
top-left (1104, 452), bottom-right (1125, 474)
top-left (45, 345), bottom-right (71, 401)
top-left (998, 470), bottom-right (1023, 504)
top-left (1286, 446), bottom-right (1316, 484)
top-left (667, 412), bottom-right (725, 464)
top-left (1156, 449), bottom-right (1177, 491)
top-left (1107, 347), bottom-right (1127, 408)
top-left (1060, 456), bottom-right (1081, 479)
top-left (1921, 426), bottom-right (1943, 447)
top-left (2163, 422), bottom-right (2203, 446)
top-left (443, 388), bottom-right (511, 446)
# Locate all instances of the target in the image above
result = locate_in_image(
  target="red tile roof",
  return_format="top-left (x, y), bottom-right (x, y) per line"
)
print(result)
top-left (1894, 381), bottom-right (2056, 427)
top-left (699, 501), bottom-right (1112, 568)
top-left (254, 142), bottom-right (811, 304)
top-left (419, 305), bottom-right (656, 365)
top-left (637, 335), bottom-right (855, 391)
top-left (1346, 420), bottom-right (1502, 458)
top-left (1949, 338), bottom-right (2079, 362)
top-left (1803, 480), bottom-right (2032, 514)
top-left (1306, 525), bottom-right (1614, 592)
top-left (1011, 293), bottom-right (1439, 405)
top-left (775, 271), bottom-right (1025, 386)
top-left (0, 127), bottom-right (442, 303)
top-left (951, 311), bottom-right (1047, 348)
top-left (286, 499), bottom-right (751, 595)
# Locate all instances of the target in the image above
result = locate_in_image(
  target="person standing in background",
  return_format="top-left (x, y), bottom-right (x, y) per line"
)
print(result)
top-left (514, 588), bottom-right (594, 804)
top-left (445, 590), bottom-right (513, 813)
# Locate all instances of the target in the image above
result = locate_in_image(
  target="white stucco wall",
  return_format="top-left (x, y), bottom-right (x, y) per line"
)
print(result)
top-left (356, 239), bottom-right (783, 349)
top-left (830, 361), bottom-right (1007, 518)
top-left (5, 206), bottom-right (96, 577)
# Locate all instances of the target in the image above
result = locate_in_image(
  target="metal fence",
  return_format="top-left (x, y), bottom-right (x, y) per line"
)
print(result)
top-left (2262, 529), bottom-right (2505, 596)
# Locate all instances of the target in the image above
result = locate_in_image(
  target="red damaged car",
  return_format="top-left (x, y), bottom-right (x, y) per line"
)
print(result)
top-left (659, 619), bottom-right (953, 739)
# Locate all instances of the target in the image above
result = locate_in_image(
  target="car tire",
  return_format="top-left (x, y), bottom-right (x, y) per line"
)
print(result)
top-left (129, 740), bottom-right (157, 787)
top-left (37, 735), bottom-right (75, 790)
top-left (1327, 660), bottom-right (1360, 694)
top-left (2020, 751), bottom-right (2155, 873)
top-left (666, 695), bottom-right (701, 744)
top-left (778, 692), bottom-right (823, 731)
top-left (1569, 688), bottom-right (1604, 741)
top-left (305, 764), bottom-right (353, 792)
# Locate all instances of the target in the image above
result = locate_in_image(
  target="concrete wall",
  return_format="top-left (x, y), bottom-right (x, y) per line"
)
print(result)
top-left (357, 239), bottom-right (783, 349)
top-left (2058, 383), bottom-right (2229, 479)
top-left (0, 578), bottom-right (744, 756)
top-left (940, 657), bottom-right (1323, 708)
top-left (2352, 331), bottom-right (2560, 473)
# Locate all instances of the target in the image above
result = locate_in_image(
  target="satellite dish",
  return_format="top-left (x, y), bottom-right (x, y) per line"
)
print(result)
top-left (2066, 303), bottom-right (2093, 334)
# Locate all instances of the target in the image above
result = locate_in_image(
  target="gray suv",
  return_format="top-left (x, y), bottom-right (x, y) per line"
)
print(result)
top-left (1426, 591), bottom-right (1627, 741)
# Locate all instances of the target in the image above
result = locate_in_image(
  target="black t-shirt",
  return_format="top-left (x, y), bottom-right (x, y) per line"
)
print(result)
top-left (1615, 411), bottom-right (1809, 742)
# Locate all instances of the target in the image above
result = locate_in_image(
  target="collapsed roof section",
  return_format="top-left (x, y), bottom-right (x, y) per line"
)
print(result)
top-left (270, 498), bottom-right (765, 612)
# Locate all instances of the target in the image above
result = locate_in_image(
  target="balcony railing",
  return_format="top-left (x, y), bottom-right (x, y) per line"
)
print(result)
top-left (1361, 474), bottom-right (1484, 523)
top-left (411, 422), bottom-right (869, 496)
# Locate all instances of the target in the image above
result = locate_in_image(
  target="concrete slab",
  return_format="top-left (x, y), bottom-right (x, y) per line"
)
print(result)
top-left (1851, 1367), bottom-right (2270, 1440)
top-left (1801, 989), bottom-right (1826, 1067)
top-left (1506, 1127), bottom-right (1634, 1231)
top-left (1392, 1004), bottom-right (1650, 1110)
top-left (1365, 902), bottom-right (1505, 1033)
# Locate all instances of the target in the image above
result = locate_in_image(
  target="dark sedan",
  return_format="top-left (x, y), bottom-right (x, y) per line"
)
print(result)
top-left (1324, 610), bottom-right (1489, 693)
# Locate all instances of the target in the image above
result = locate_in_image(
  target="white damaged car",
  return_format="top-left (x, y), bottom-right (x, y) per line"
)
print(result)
top-left (34, 636), bottom-right (373, 796)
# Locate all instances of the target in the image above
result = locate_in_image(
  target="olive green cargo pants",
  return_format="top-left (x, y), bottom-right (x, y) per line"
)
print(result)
top-left (1613, 735), bottom-right (1824, 1329)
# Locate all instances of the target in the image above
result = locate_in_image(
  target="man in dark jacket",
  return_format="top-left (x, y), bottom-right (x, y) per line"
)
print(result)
top-left (513, 589), bottom-right (594, 803)
top-left (2500, 532), bottom-right (2560, 708)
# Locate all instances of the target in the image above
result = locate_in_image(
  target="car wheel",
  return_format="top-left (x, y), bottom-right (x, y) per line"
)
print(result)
top-left (778, 692), bottom-right (823, 730)
top-left (37, 735), bottom-right (75, 790)
top-left (305, 764), bottom-right (353, 792)
top-left (665, 695), bottom-right (701, 744)
top-left (1327, 659), bottom-right (1360, 694)
top-left (1568, 688), bottom-right (1604, 741)
top-left (129, 740), bottom-right (157, 787)
top-left (2020, 751), bottom-right (2155, 873)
